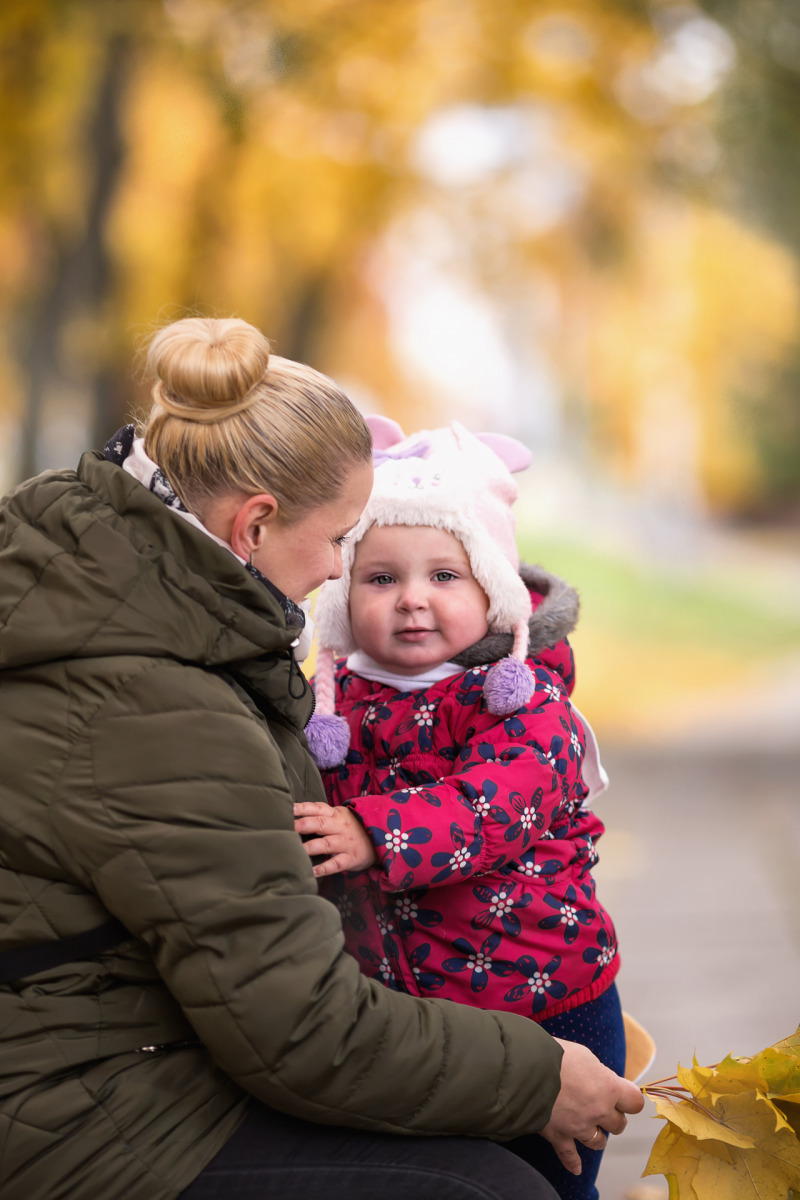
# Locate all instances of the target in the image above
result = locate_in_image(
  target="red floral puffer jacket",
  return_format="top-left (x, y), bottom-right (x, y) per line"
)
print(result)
top-left (319, 566), bottom-right (620, 1021)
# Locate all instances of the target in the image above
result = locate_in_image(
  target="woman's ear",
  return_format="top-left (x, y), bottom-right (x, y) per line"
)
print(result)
top-left (230, 493), bottom-right (280, 562)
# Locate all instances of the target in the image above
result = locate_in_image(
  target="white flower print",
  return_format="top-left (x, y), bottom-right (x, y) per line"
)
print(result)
top-left (472, 790), bottom-right (493, 816)
top-left (525, 968), bottom-right (555, 997)
top-left (384, 827), bottom-right (411, 854)
top-left (412, 702), bottom-right (437, 728)
top-left (376, 956), bottom-right (395, 983)
top-left (466, 947), bottom-right (493, 975)
top-left (544, 747), bottom-right (561, 772)
top-left (487, 890), bottom-right (514, 918)
top-left (596, 943), bottom-right (616, 970)
top-left (538, 679), bottom-right (563, 703)
top-left (394, 896), bottom-right (418, 923)
top-left (377, 910), bottom-right (396, 937)
top-left (516, 856), bottom-right (557, 878)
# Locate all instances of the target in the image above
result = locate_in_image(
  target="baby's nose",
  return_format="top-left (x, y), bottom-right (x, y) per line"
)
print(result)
top-left (397, 583), bottom-right (428, 609)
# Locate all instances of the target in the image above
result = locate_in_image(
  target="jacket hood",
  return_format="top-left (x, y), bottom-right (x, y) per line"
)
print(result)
top-left (0, 452), bottom-right (298, 672)
top-left (451, 563), bottom-right (579, 669)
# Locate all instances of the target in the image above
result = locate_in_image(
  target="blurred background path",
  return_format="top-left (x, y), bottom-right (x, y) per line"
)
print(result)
top-left (594, 716), bottom-right (800, 1197)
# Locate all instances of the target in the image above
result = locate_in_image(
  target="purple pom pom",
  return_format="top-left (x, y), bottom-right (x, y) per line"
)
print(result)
top-left (306, 712), bottom-right (351, 768)
top-left (484, 657), bottom-right (535, 715)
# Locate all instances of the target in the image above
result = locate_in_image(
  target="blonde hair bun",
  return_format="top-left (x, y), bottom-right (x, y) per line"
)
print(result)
top-left (141, 313), bottom-right (372, 522)
top-left (147, 317), bottom-right (271, 423)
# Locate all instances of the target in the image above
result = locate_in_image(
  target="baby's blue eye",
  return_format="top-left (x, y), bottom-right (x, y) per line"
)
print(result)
top-left (434, 571), bottom-right (457, 582)
top-left (372, 573), bottom-right (395, 585)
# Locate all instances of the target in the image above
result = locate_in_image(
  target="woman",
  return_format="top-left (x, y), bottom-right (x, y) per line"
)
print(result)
top-left (0, 317), bottom-right (641, 1200)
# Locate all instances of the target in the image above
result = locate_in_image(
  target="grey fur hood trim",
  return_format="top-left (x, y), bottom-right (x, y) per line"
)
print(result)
top-left (451, 563), bottom-right (579, 669)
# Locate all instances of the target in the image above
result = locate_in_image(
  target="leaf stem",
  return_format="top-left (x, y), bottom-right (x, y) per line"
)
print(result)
top-left (642, 1086), bottom-right (719, 1121)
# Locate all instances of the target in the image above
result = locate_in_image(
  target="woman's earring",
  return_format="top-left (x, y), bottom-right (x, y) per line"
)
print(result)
top-left (249, 550), bottom-right (254, 567)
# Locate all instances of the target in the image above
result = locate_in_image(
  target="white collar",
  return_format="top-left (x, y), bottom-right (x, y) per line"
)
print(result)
top-left (122, 437), bottom-right (245, 561)
top-left (345, 650), bottom-right (462, 692)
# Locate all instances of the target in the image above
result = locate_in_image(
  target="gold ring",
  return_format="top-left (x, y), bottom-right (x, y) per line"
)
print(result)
top-left (588, 1128), bottom-right (602, 1145)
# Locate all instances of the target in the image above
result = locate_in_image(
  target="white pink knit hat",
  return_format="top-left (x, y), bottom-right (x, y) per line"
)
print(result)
top-left (307, 416), bottom-right (535, 768)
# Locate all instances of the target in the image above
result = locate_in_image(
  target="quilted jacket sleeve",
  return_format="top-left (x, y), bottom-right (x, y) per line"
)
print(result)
top-left (53, 659), bottom-right (563, 1141)
top-left (347, 684), bottom-right (587, 892)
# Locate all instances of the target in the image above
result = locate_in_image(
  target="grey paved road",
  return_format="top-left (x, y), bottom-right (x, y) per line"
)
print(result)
top-left (592, 743), bottom-right (800, 1198)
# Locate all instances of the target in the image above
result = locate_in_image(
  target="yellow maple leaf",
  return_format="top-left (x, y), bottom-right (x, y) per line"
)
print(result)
top-left (642, 1028), bottom-right (800, 1199)
top-left (713, 1033), bottom-right (800, 1108)
top-left (650, 1092), bottom-right (755, 1152)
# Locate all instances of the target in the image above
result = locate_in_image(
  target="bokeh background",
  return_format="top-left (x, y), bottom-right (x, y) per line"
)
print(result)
top-left (2, 2), bottom-right (798, 1194)
top-left (2, 0), bottom-right (799, 736)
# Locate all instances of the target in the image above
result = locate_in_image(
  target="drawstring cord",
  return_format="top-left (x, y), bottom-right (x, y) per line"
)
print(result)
top-left (287, 645), bottom-right (306, 699)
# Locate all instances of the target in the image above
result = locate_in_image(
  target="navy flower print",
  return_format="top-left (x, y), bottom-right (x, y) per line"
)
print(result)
top-left (537, 884), bottom-right (595, 945)
top-left (472, 882), bottom-right (533, 937)
top-left (508, 846), bottom-right (564, 885)
top-left (504, 787), bottom-right (545, 845)
top-left (358, 945), bottom-right (403, 991)
top-left (528, 735), bottom-right (568, 789)
top-left (442, 932), bottom-right (516, 993)
top-left (504, 953), bottom-right (569, 1014)
top-left (408, 943), bottom-right (445, 991)
top-left (559, 710), bottom-right (584, 763)
top-left (394, 891), bottom-right (444, 935)
top-left (368, 808), bottom-right (432, 871)
top-left (431, 822), bottom-right (483, 883)
top-left (397, 697), bottom-right (441, 752)
top-left (582, 927), bottom-right (617, 981)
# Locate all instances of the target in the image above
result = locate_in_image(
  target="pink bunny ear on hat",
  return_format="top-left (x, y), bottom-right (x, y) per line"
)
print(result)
top-left (476, 432), bottom-right (532, 474)
top-left (366, 414), bottom-right (406, 449)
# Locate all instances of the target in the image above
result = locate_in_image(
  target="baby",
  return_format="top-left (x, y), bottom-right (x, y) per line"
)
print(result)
top-left (296, 418), bottom-right (622, 1200)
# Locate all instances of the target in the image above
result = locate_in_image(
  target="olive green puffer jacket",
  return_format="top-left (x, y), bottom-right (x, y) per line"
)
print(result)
top-left (0, 452), bottom-right (562, 1200)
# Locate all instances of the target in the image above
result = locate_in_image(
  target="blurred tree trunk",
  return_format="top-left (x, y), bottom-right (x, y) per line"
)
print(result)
top-left (280, 272), bottom-right (330, 365)
top-left (19, 31), bottom-right (129, 481)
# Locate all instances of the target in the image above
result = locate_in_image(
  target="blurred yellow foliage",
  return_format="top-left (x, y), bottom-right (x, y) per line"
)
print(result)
top-left (580, 200), bottom-right (799, 511)
top-left (0, 0), bottom-right (797, 524)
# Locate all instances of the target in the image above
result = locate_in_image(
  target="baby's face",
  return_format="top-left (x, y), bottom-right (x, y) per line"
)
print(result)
top-left (349, 524), bottom-right (490, 676)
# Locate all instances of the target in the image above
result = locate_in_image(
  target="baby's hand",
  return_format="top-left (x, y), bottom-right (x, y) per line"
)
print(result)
top-left (293, 801), bottom-right (378, 877)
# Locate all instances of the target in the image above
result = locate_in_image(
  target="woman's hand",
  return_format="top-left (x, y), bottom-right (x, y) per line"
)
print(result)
top-left (294, 801), bottom-right (378, 876)
top-left (540, 1039), bottom-right (645, 1175)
